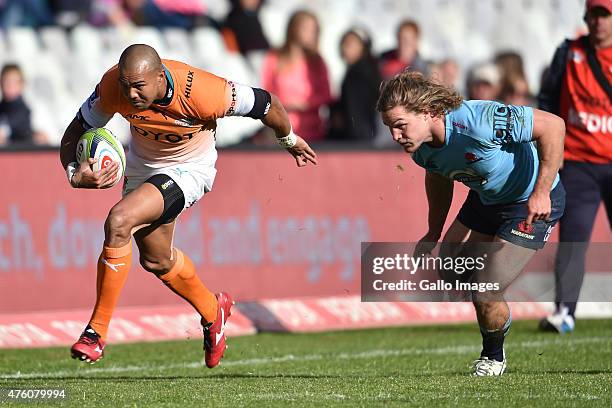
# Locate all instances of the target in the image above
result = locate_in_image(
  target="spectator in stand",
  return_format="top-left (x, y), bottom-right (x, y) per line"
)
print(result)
top-left (49, 0), bottom-right (93, 28)
top-left (0, 64), bottom-right (48, 146)
top-left (379, 19), bottom-right (429, 79)
top-left (500, 74), bottom-right (534, 106)
top-left (222, 0), bottom-right (269, 56)
top-left (91, 0), bottom-right (210, 28)
top-left (0, 0), bottom-right (54, 28)
top-left (495, 51), bottom-right (527, 87)
top-left (538, 0), bottom-right (612, 334)
top-left (90, 0), bottom-right (138, 27)
top-left (430, 58), bottom-right (461, 90)
top-left (494, 51), bottom-right (533, 106)
top-left (138, 0), bottom-right (211, 29)
top-left (466, 62), bottom-right (501, 101)
top-left (329, 27), bottom-right (382, 141)
top-left (261, 10), bottom-right (332, 142)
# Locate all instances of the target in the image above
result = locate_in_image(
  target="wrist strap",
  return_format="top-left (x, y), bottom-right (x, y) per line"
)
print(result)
top-left (277, 130), bottom-right (297, 148)
top-left (66, 161), bottom-right (78, 185)
top-left (582, 36), bottom-right (612, 102)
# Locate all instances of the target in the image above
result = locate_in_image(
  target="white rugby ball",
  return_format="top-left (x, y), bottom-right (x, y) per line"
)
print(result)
top-left (76, 128), bottom-right (126, 187)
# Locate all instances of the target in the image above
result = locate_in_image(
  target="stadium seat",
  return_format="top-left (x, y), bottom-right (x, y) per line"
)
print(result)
top-left (64, 57), bottom-right (98, 102)
top-left (71, 24), bottom-right (104, 60)
top-left (163, 28), bottom-right (194, 62)
top-left (32, 53), bottom-right (71, 105)
top-left (318, 10), bottom-right (350, 97)
top-left (40, 27), bottom-right (70, 59)
top-left (245, 50), bottom-right (267, 86)
top-left (27, 98), bottom-right (57, 140)
top-left (522, 8), bottom-right (557, 94)
top-left (21, 51), bottom-right (75, 143)
top-left (431, 2), bottom-right (467, 62)
top-left (6, 27), bottom-right (40, 59)
top-left (204, 53), bottom-right (255, 86)
top-left (130, 27), bottom-right (166, 55)
top-left (259, 5), bottom-right (289, 49)
top-left (191, 27), bottom-right (228, 62)
top-left (463, 32), bottom-right (493, 70)
top-left (0, 30), bottom-right (7, 60)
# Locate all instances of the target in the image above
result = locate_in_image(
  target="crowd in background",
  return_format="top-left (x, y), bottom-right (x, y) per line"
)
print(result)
top-left (0, 0), bottom-right (214, 30)
top-left (1, 0), bottom-right (609, 340)
top-left (0, 0), bottom-right (582, 147)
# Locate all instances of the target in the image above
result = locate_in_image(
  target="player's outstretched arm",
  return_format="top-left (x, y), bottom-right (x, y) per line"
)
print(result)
top-left (526, 109), bottom-right (566, 225)
top-left (59, 117), bottom-right (119, 189)
top-left (262, 94), bottom-right (318, 167)
top-left (414, 171), bottom-right (454, 256)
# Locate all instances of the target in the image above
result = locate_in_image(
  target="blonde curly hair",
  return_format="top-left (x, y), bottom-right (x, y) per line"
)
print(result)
top-left (376, 70), bottom-right (463, 117)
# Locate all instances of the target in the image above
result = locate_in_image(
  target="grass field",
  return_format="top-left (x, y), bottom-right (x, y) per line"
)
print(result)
top-left (0, 319), bottom-right (611, 407)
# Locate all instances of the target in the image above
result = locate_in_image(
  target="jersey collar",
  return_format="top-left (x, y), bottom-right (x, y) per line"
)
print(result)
top-left (153, 65), bottom-right (174, 106)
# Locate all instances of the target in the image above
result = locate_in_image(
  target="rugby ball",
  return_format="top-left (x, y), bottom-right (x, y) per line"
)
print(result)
top-left (76, 128), bottom-right (126, 187)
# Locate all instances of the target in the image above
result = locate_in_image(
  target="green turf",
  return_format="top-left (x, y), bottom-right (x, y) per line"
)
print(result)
top-left (0, 319), bottom-right (611, 407)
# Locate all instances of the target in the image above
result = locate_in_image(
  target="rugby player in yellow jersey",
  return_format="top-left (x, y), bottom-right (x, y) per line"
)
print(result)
top-left (59, 44), bottom-right (317, 367)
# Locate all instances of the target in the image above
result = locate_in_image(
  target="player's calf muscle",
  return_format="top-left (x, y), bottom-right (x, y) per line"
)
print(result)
top-left (474, 301), bottom-right (509, 329)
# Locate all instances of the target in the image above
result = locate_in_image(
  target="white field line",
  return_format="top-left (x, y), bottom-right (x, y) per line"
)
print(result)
top-left (0, 336), bottom-right (609, 380)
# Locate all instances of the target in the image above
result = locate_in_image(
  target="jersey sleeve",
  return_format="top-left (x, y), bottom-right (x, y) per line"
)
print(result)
top-left (189, 69), bottom-right (264, 119)
top-left (488, 102), bottom-right (534, 145)
top-left (188, 70), bottom-right (232, 120)
top-left (77, 71), bottom-right (119, 129)
top-left (223, 80), bottom-right (261, 117)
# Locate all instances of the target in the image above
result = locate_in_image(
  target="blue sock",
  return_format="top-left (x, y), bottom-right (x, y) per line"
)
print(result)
top-left (480, 311), bottom-right (512, 362)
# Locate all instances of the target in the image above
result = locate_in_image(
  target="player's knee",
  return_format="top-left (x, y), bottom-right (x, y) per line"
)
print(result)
top-left (104, 206), bottom-right (134, 242)
top-left (140, 255), bottom-right (173, 275)
top-left (473, 299), bottom-right (502, 313)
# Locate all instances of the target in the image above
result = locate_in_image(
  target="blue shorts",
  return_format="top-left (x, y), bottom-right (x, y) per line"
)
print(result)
top-left (457, 182), bottom-right (566, 250)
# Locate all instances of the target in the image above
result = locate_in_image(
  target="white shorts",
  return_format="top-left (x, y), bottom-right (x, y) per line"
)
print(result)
top-left (122, 149), bottom-right (218, 211)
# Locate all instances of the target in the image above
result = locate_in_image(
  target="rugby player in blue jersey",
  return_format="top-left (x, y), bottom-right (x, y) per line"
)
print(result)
top-left (377, 71), bottom-right (566, 376)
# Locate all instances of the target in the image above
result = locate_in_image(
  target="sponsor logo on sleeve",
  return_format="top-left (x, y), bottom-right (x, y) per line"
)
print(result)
top-left (226, 81), bottom-right (237, 116)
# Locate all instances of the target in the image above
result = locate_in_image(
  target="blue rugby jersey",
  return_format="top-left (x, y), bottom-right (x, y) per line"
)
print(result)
top-left (412, 100), bottom-right (559, 205)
